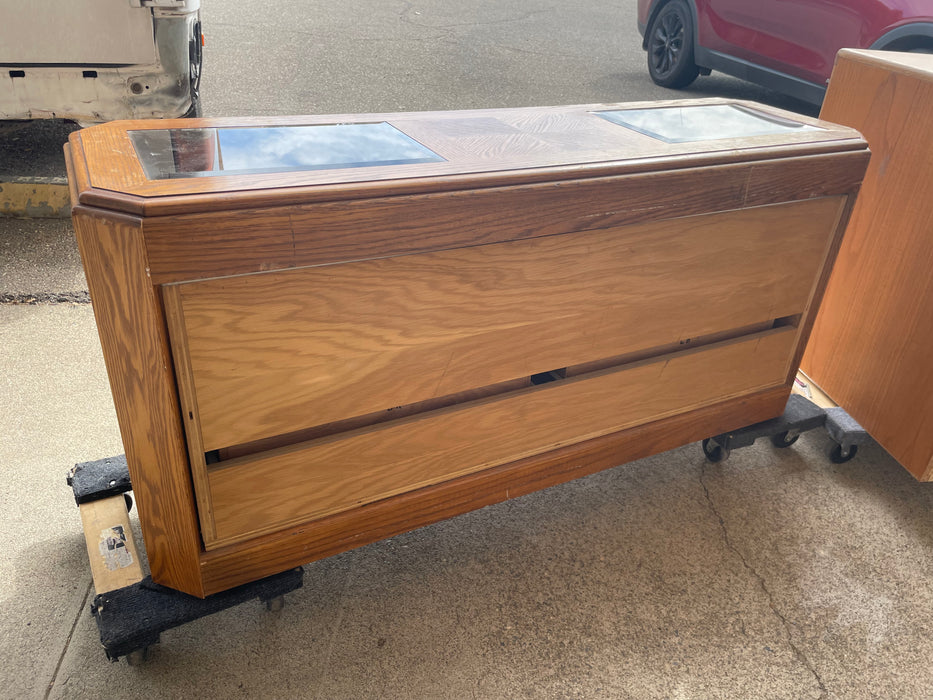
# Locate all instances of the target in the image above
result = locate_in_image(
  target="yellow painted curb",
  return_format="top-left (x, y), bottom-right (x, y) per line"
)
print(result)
top-left (0, 177), bottom-right (70, 218)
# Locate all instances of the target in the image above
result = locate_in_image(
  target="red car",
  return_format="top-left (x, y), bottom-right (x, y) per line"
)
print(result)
top-left (638, 0), bottom-right (933, 104)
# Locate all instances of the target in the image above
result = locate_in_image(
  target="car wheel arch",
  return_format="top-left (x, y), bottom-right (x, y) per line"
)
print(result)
top-left (869, 22), bottom-right (933, 52)
top-left (643, 0), bottom-right (701, 52)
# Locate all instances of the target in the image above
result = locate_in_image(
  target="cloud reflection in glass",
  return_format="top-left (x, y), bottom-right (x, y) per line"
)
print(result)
top-left (130, 122), bottom-right (445, 180)
top-left (595, 104), bottom-right (822, 143)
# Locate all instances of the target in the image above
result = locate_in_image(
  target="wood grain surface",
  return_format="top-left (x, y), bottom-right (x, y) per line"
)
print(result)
top-left (69, 98), bottom-right (866, 216)
top-left (197, 385), bottom-right (791, 594)
top-left (168, 197), bottom-right (844, 453)
top-left (65, 99), bottom-right (869, 596)
top-left (141, 151), bottom-right (868, 284)
top-left (802, 50), bottom-right (933, 480)
top-left (205, 327), bottom-right (796, 546)
top-left (162, 284), bottom-right (217, 542)
top-left (72, 212), bottom-right (204, 596)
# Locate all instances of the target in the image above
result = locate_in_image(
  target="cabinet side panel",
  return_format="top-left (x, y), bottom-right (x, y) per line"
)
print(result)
top-left (72, 212), bottom-right (205, 596)
top-left (803, 56), bottom-right (933, 479)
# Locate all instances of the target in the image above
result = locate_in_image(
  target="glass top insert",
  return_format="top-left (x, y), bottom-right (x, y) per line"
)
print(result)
top-left (129, 122), bottom-right (445, 180)
top-left (594, 104), bottom-right (823, 143)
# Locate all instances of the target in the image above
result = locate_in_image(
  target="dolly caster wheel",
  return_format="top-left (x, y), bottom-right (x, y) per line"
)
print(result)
top-left (771, 431), bottom-right (800, 448)
top-left (265, 595), bottom-right (285, 612)
top-left (830, 443), bottom-right (858, 464)
top-left (125, 647), bottom-right (151, 666)
top-left (702, 438), bottom-right (730, 463)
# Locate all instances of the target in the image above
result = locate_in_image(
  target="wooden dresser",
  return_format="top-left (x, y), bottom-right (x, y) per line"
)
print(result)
top-left (66, 99), bottom-right (868, 596)
top-left (802, 50), bottom-right (933, 481)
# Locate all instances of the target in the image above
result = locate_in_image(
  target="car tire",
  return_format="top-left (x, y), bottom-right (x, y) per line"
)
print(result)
top-left (646, 0), bottom-right (700, 89)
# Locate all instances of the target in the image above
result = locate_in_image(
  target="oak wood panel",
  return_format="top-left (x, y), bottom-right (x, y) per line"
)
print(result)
top-left (80, 140), bottom-right (869, 220)
top-left (70, 99), bottom-right (865, 216)
top-left (72, 212), bottom-right (205, 596)
top-left (171, 198), bottom-right (842, 452)
top-left (161, 284), bottom-right (216, 542)
top-left (198, 384), bottom-right (791, 594)
top-left (141, 151), bottom-right (869, 284)
top-left (802, 50), bottom-right (933, 480)
top-left (210, 319), bottom-right (778, 463)
top-left (63, 143), bottom-right (84, 208)
top-left (206, 327), bottom-right (796, 546)
top-left (780, 192), bottom-right (855, 386)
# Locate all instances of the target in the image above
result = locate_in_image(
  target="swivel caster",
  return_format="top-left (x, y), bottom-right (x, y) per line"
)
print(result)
top-left (125, 646), bottom-right (152, 666)
top-left (702, 438), bottom-right (730, 463)
top-left (265, 595), bottom-right (285, 612)
top-left (829, 443), bottom-right (859, 464)
top-left (770, 431), bottom-right (800, 448)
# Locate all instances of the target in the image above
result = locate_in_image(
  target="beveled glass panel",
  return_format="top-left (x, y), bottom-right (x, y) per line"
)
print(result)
top-left (595, 104), bottom-right (822, 143)
top-left (129, 122), bottom-right (445, 180)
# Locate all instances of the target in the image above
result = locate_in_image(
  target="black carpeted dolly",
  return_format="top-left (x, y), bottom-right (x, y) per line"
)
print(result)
top-left (701, 392), bottom-right (869, 464)
top-left (68, 455), bottom-right (304, 665)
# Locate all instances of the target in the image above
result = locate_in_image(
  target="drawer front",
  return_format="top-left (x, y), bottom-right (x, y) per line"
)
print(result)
top-left (205, 327), bottom-right (797, 546)
top-left (166, 196), bottom-right (844, 454)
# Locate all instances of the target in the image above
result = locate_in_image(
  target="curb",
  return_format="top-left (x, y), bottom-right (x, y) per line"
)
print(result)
top-left (0, 176), bottom-right (70, 218)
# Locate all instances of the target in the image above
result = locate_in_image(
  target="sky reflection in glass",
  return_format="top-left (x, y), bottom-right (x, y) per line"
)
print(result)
top-left (130, 122), bottom-right (444, 179)
top-left (595, 104), bottom-right (822, 143)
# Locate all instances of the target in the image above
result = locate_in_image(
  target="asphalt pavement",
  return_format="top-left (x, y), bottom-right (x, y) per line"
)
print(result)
top-left (4, 2), bottom-right (929, 698)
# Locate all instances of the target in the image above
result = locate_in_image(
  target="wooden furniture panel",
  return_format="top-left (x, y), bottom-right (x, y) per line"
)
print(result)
top-left (71, 212), bottom-right (204, 597)
top-left (71, 99), bottom-right (866, 212)
top-left (199, 386), bottom-right (791, 595)
top-left (140, 151), bottom-right (868, 284)
top-left (66, 100), bottom-right (868, 596)
top-left (801, 50), bottom-right (933, 480)
top-left (167, 197), bottom-right (845, 454)
top-left (207, 328), bottom-right (796, 546)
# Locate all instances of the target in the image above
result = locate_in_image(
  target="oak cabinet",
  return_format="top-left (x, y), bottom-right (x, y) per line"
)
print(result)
top-left (66, 100), bottom-right (867, 596)
top-left (802, 50), bottom-right (933, 481)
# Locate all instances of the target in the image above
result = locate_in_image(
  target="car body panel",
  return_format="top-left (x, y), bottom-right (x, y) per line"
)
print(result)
top-left (638, 0), bottom-right (933, 103)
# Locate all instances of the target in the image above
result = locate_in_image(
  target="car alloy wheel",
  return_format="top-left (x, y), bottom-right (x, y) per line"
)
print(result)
top-left (647, 0), bottom-right (700, 89)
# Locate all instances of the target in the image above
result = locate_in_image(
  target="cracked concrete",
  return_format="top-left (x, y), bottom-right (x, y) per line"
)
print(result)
top-left (0, 291), bottom-right (89, 304)
top-left (701, 463), bottom-right (827, 698)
